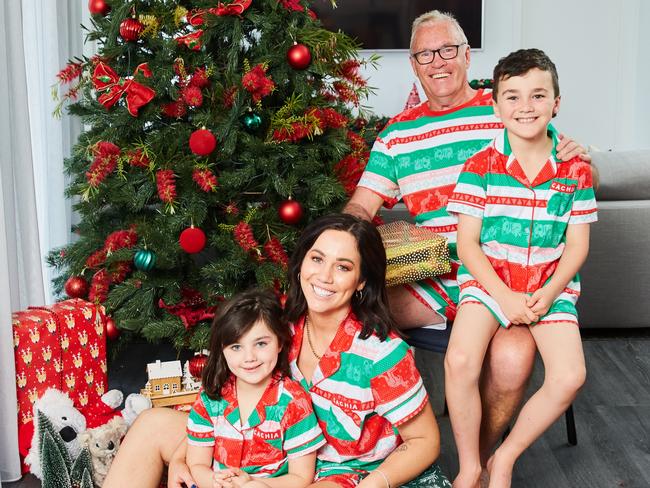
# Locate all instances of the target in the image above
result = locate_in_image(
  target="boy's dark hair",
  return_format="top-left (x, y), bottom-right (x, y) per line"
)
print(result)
top-left (202, 288), bottom-right (290, 400)
top-left (492, 48), bottom-right (560, 100)
top-left (284, 213), bottom-right (396, 341)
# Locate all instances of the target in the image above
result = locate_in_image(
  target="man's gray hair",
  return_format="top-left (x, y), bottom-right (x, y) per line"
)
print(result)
top-left (410, 10), bottom-right (468, 51)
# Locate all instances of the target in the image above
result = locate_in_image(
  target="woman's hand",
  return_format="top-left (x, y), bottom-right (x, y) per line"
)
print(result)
top-left (498, 290), bottom-right (538, 325)
top-left (168, 456), bottom-right (196, 488)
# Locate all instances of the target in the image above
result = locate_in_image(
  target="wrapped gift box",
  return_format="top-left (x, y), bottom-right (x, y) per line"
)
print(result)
top-left (378, 220), bottom-right (451, 287)
top-left (13, 299), bottom-right (108, 428)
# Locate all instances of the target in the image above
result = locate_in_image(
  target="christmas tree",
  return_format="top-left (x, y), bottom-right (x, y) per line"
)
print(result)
top-left (48, 0), bottom-right (378, 350)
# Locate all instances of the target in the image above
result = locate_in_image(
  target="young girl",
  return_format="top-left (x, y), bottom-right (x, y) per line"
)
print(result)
top-left (186, 288), bottom-right (325, 488)
top-left (444, 49), bottom-right (597, 488)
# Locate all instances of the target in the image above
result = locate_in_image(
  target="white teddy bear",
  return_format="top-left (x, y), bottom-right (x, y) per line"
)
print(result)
top-left (25, 388), bottom-right (87, 480)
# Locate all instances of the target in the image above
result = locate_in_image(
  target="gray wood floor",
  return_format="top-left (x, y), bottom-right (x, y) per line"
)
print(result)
top-left (7, 330), bottom-right (650, 487)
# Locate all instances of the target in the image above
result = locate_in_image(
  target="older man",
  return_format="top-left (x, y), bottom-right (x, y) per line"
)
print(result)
top-left (344, 10), bottom-right (585, 464)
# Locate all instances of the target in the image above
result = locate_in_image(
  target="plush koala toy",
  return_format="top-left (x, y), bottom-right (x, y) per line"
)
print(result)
top-left (25, 388), bottom-right (87, 480)
top-left (78, 416), bottom-right (129, 487)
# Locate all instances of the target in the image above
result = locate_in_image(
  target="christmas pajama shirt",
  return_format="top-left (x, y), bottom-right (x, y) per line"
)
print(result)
top-left (357, 89), bottom-right (503, 325)
top-left (288, 312), bottom-right (434, 485)
top-left (187, 375), bottom-right (325, 477)
top-left (446, 128), bottom-right (598, 327)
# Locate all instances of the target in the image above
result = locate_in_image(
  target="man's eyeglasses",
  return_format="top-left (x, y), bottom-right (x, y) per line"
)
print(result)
top-left (411, 44), bottom-right (466, 65)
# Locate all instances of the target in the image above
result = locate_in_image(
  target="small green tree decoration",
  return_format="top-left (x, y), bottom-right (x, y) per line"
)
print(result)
top-left (37, 411), bottom-right (93, 488)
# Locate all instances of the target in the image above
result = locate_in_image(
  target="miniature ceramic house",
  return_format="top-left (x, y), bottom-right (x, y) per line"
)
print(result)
top-left (144, 360), bottom-right (182, 396)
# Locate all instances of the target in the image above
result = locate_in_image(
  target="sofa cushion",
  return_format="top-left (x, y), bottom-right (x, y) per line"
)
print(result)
top-left (591, 150), bottom-right (650, 200)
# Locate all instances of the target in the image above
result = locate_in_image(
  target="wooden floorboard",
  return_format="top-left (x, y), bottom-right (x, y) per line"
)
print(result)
top-left (7, 331), bottom-right (650, 487)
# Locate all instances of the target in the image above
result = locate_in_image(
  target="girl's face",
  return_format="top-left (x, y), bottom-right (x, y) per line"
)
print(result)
top-left (299, 229), bottom-right (366, 321)
top-left (222, 319), bottom-right (281, 390)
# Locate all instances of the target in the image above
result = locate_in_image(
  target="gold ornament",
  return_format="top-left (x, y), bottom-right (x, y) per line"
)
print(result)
top-left (378, 221), bottom-right (451, 287)
top-left (174, 6), bottom-right (188, 26)
top-left (139, 15), bottom-right (160, 38)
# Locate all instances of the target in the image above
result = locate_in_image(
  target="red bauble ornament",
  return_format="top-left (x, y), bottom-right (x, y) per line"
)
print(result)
top-left (105, 317), bottom-right (120, 340)
top-left (64, 276), bottom-right (89, 299)
top-left (188, 353), bottom-right (209, 378)
top-left (120, 17), bottom-right (144, 42)
top-left (179, 226), bottom-right (207, 254)
top-left (287, 43), bottom-right (311, 70)
top-left (88, 0), bottom-right (110, 16)
top-left (189, 129), bottom-right (217, 156)
top-left (278, 198), bottom-right (304, 225)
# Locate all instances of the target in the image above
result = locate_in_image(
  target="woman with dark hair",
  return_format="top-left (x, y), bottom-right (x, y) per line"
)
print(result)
top-left (283, 213), bottom-right (447, 487)
top-left (104, 214), bottom-right (449, 488)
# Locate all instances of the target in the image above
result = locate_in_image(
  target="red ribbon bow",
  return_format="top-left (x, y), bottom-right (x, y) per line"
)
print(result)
top-left (176, 30), bottom-right (204, 50)
top-left (187, 0), bottom-right (252, 25)
top-left (215, 0), bottom-right (252, 15)
top-left (92, 62), bottom-right (155, 116)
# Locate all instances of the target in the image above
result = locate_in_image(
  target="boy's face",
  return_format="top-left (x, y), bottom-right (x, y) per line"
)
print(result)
top-left (493, 68), bottom-right (560, 141)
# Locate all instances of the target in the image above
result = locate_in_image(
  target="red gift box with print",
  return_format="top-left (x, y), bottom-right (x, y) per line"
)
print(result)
top-left (12, 299), bottom-right (108, 428)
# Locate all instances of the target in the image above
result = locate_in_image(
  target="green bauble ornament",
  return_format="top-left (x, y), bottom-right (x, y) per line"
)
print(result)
top-left (134, 249), bottom-right (156, 271)
top-left (242, 111), bottom-right (262, 132)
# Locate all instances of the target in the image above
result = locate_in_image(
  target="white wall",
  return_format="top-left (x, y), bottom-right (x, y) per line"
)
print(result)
top-left (358, 0), bottom-right (649, 151)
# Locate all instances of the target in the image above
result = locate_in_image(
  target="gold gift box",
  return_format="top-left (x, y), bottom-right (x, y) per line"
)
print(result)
top-left (378, 221), bottom-right (451, 287)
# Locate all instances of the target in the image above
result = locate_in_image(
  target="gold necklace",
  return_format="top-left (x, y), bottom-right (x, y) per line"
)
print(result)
top-left (304, 316), bottom-right (323, 360)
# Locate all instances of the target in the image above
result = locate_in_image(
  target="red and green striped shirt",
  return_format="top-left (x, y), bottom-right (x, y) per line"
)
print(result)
top-left (447, 128), bottom-right (597, 326)
top-left (289, 312), bottom-right (428, 478)
top-left (358, 90), bottom-right (503, 314)
top-left (187, 374), bottom-right (325, 477)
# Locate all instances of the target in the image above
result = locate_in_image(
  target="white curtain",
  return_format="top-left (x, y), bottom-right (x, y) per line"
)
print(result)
top-left (0, 0), bottom-right (85, 482)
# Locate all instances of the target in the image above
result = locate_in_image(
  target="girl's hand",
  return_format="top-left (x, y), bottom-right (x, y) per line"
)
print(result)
top-left (498, 290), bottom-right (538, 325)
top-left (230, 469), bottom-right (253, 487)
top-left (527, 287), bottom-right (557, 317)
top-left (213, 468), bottom-right (238, 488)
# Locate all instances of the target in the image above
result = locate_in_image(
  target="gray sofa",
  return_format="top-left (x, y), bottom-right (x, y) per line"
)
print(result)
top-left (577, 149), bottom-right (650, 328)
top-left (381, 149), bottom-right (650, 329)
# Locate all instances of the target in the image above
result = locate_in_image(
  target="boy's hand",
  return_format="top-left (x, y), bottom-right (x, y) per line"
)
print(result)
top-left (527, 287), bottom-right (557, 317)
top-left (498, 290), bottom-right (538, 325)
top-left (556, 133), bottom-right (591, 163)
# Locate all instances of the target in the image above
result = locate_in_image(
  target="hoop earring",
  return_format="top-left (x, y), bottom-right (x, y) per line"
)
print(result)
top-left (355, 289), bottom-right (364, 301)
top-left (297, 272), bottom-right (301, 281)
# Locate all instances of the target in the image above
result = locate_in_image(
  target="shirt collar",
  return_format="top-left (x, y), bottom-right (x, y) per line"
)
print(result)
top-left (222, 373), bottom-right (282, 429)
top-left (495, 126), bottom-right (560, 186)
top-left (290, 310), bottom-right (360, 387)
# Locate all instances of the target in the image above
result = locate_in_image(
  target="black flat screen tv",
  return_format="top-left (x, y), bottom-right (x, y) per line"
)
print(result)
top-left (310, 0), bottom-right (483, 50)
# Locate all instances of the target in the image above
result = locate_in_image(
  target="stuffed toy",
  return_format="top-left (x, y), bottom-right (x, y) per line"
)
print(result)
top-left (24, 388), bottom-right (87, 480)
top-left (21, 388), bottom-right (152, 480)
top-left (83, 389), bottom-right (152, 428)
top-left (78, 416), bottom-right (129, 487)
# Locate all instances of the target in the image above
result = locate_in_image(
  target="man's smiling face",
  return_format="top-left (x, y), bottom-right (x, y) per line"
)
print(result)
top-left (410, 21), bottom-right (471, 108)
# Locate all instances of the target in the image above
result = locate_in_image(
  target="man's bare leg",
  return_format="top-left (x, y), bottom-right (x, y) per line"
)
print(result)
top-left (478, 326), bottom-right (536, 465)
top-left (387, 285), bottom-right (446, 329)
top-left (103, 408), bottom-right (189, 488)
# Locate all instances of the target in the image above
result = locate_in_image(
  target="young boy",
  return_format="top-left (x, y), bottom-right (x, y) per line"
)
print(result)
top-left (443, 49), bottom-right (597, 488)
